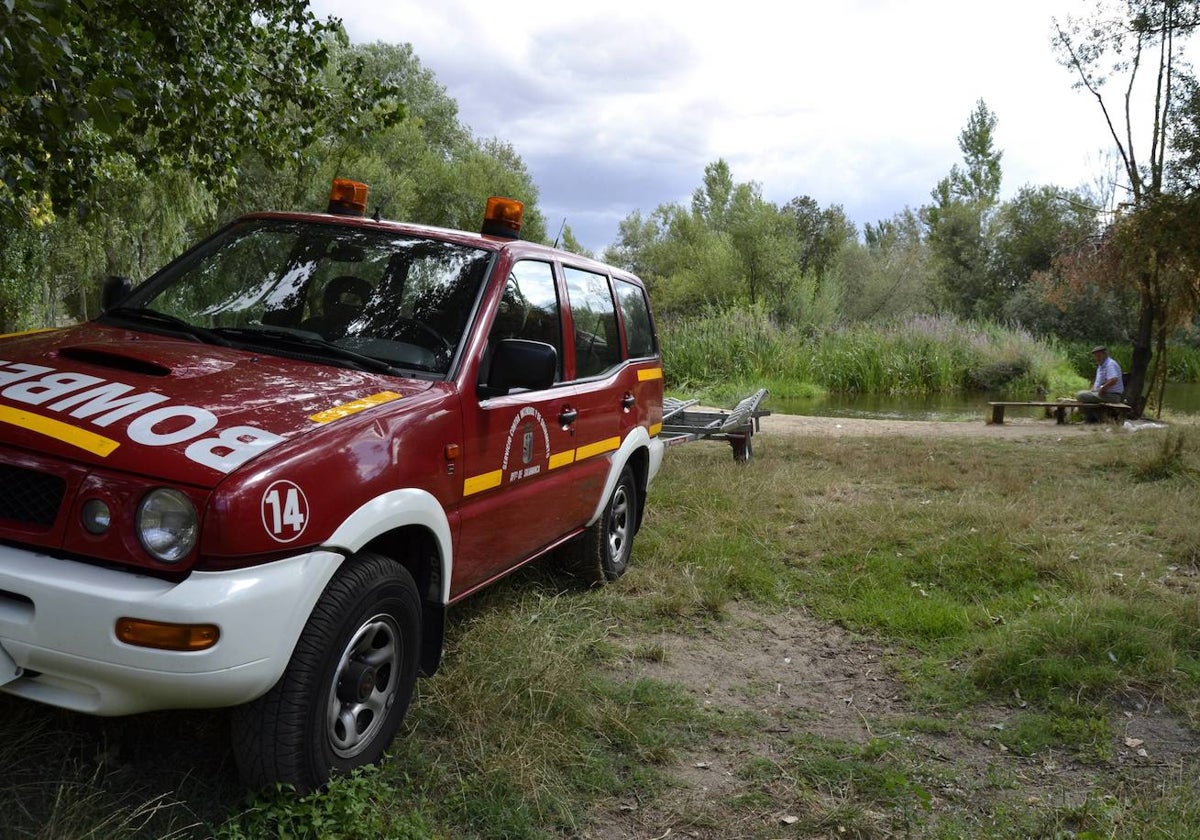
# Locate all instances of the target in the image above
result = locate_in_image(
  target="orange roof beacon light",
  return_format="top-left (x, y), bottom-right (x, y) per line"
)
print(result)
top-left (481, 196), bottom-right (523, 239)
top-left (327, 178), bottom-right (370, 217)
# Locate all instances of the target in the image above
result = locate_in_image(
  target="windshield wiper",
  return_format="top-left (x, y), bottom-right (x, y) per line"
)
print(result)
top-left (211, 327), bottom-right (403, 376)
top-left (102, 307), bottom-right (234, 347)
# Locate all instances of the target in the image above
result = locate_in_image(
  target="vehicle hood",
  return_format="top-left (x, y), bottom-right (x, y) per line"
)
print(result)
top-left (0, 324), bottom-right (434, 487)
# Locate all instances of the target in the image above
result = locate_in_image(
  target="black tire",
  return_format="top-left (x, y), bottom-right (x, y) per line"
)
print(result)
top-left (567, 466), bottom-right (638, 585)
top-left (231, 553), bottom-right (421, 792)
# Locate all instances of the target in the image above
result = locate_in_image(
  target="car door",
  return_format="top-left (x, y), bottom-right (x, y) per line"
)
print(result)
top-left (453, 259), bottom-right (584, 597)
top-left (559, 265), bottom-right (626, 506)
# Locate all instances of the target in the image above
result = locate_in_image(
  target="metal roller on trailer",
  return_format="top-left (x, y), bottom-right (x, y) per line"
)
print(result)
top-left (659, 388), bottom-right (770, 463)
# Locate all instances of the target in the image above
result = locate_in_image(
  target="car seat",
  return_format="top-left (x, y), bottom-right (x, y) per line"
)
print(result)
top-left (303, 275), bottom-right (372, 338)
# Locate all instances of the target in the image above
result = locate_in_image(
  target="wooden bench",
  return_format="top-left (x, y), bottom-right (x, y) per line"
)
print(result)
top-left (987, 400), bottom-right (1132, 425)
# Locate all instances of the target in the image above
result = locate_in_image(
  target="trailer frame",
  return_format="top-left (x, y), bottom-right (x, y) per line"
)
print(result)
top-left (659, 388), bottom-right (770, 463)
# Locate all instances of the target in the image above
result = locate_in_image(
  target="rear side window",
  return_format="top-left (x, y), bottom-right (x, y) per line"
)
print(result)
top-left (614, 278), bottom-right (656, 358)
top-left (563, 266), bottom-right (621, 379)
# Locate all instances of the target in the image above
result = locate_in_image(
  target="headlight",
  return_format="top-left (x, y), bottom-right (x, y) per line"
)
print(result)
top-left (136, 488), bottom-right (198, 564)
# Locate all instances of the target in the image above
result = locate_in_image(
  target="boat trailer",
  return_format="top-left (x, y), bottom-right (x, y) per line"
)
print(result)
top-left (660, 388), bottom-right (770, 464)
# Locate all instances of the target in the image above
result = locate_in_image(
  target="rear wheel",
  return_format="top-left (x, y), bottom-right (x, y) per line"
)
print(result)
top-left (566, 466), bottom-right (638, 585)
top-left (231, 553), bottom-right (421, 792)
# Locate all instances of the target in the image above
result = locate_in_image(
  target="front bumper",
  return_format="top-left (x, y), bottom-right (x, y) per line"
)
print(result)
top-left (0, 544), bottom-right (342, 715)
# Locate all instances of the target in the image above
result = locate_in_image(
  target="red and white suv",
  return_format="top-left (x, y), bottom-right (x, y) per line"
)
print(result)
top-left (0, 184), bottom-right (664, 790)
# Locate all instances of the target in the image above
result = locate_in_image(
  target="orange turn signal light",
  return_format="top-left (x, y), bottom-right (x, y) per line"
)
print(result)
top-left (328, 178), bottom-right (369, 217)
top-left (116, 618), bottom-right (220, 651)
top-left (481, 196), bottom-right (523, 239)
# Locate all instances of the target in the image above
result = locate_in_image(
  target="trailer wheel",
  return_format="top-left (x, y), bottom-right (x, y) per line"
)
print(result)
top-left (730, 433), bottom-right (752, 464)
top-left (566, 466), bottom-right (638, 585)
top-left (231, 553), bottom-right (421, 792)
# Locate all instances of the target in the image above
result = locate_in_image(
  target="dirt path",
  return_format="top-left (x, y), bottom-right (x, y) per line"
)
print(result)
top-left (585, 412), bottom-right (1186, 838)
top-left (760, 412), bottom-right (1164, 440)
top-left (590, 604), bottom-right (1195, 839)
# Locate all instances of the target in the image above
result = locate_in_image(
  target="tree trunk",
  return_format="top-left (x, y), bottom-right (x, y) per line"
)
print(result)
top-left (1125, 279), bottom-right (1156, 420)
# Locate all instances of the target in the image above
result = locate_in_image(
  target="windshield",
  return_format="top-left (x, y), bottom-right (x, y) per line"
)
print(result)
top-left (113, 219), bottom-right (494, 377)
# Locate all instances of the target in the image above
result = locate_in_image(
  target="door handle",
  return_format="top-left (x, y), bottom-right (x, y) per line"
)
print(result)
top-left (558, 407), bottom-right (578, 426)
top-left (621, 393), bottom-right (636, 410)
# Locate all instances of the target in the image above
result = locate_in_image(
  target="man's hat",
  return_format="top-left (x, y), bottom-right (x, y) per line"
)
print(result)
top-left (1091, 345), bottom-right (1107, 354)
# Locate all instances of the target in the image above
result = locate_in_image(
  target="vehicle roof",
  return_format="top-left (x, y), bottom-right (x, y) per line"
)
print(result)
top-left (243, 211), bottom-right (647, 288)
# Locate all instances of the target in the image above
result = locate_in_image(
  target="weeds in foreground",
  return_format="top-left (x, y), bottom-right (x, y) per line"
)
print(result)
top-left (1133, 428), bottom-right (1193, 482)
top-left (4, 424), bottom-right (1200, 838)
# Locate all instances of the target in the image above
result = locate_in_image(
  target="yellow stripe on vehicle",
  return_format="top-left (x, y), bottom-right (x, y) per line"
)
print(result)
top-left (0, 405), bottom-right (119, 457)
top-left (0, 327), bottom-right (59, 340)
top-left (463, 470), bottom-right (503, 496)
top-left (548, 450), bottom-right (575, 470)
top-left (309, 391), bottom-right (403, 424)
top-left (637, 367), bottom-right (663, 381)
top-left (575, 436), bottom-right (620, 461)
top-left (648, 422), bottom-right (663, 437)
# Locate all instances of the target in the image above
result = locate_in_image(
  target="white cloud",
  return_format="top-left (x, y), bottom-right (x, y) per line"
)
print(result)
top-left (311, 0), bottom-right (1135, 250)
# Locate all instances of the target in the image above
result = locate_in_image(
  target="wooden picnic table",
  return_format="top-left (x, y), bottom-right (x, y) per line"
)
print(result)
top-left (987, 400), bottom-right (1132, 425)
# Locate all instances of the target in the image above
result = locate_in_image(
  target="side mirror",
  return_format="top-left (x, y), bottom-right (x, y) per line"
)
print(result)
top-left (101, 275), bottom-right (133, 312)
top-left (479, 339), bottom-right (557, 398)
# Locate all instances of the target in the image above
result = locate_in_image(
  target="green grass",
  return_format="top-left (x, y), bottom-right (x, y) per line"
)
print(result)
top-left (659, 308), bottom-right (1089, 402)
top-left (4, 422), bottom-right (1200, 837)
top-left (1169, 344), bottom-right (1200, 382)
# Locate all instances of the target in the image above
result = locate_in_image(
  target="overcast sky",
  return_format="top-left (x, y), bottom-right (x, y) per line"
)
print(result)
top-left (310, 0), bottom-right (1119, 252)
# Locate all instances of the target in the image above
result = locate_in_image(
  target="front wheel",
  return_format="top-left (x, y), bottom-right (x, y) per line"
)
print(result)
top-left (231, 553), bottom-right (421, 792)
top-left (566, 466), bottom-right (638, 585)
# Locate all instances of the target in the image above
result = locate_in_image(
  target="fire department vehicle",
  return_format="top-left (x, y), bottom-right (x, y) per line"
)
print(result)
top-left (0, 181), bottom-right (664, 790)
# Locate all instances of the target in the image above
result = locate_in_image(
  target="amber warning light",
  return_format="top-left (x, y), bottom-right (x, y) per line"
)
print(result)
top-left (116, 617), bottom-right (220, 651)
top-left (328, 179), bottom-right (369, 216)
top-left (481, 196), bottom-right (523, 239)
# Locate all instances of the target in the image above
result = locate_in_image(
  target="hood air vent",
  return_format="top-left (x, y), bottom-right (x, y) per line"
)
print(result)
top-left (57, 346), bottom-right (172, 377)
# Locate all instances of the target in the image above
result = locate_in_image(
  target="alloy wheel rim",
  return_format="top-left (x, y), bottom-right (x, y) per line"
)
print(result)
top-left (607, 484), bottom-right (630, 563)
top-left (326, 614), bottom-right (401, 759)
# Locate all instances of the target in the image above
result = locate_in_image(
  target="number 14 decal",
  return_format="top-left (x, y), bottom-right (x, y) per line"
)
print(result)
top-left (261, 480), bottom-right (309, 543)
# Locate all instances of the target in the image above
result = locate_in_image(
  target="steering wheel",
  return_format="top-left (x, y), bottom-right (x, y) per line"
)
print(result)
top-left (389, 316), bottom-right (452, 354)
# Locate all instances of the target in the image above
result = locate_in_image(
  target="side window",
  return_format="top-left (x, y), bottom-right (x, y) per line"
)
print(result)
top-left (563, 266), bottom-right (621, 379)
top-left (614, 278), bottom-right (656, 358)
top-left (486, 260), bottom-right (562, 381)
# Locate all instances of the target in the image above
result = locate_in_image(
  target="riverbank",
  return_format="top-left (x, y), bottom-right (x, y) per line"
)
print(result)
top-left (761, 412), bottom-right (1175, 439)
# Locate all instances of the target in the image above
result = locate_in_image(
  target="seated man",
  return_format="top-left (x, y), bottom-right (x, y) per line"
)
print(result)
top-left (1075, 345), bottom-right (1124, 421)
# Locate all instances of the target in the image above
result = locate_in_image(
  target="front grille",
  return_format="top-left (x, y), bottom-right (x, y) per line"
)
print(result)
top-left (0, 464), bottom-right (66, 528)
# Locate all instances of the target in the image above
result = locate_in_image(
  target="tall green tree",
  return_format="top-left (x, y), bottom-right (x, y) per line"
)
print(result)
top-left (691, 159), bottom-right (735, 231)
top-left (1053, 0), bottom-right (1200, 416)
top-left (726, 182), bottom-right (798, 312)
top-left (605, 210), bottom-right (663, 282)
top-left (784, 196), bottom-right (856, 280)
top-left (845, 208), bottom-right (933, 321)
top-left (923, 99), bottom-right (1004, 319)
top-left (951, 100), bottom-right (1003, 205)
top-left (0, 34), bottom-right (547, 331)
top-left (226, 42), bottom-right (546, 240)
top-left (0, 0), bottom-right (399, 222)
top-left (995, 186), bottom-right (1119, 339)
top-left (608, 162), bottom-right (846, 328)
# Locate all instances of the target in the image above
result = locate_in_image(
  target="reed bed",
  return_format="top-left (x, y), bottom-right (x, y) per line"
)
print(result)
top-left (659, 308), bottom-right (1084, 398)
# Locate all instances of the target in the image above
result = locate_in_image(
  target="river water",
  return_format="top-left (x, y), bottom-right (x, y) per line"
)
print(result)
top-left (771, 382), bottom-right (1200, 420)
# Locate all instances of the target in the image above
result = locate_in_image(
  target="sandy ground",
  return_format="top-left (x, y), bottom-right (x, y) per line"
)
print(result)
top-left (760, 412), bottom-right (1170, 439)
